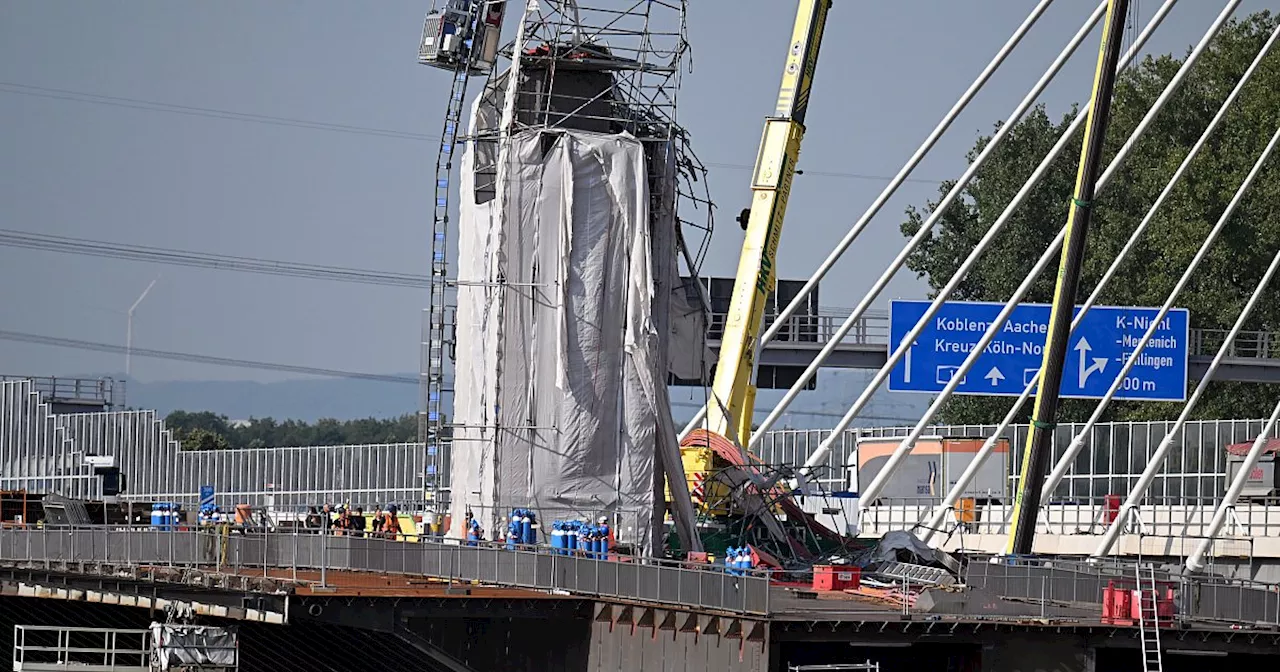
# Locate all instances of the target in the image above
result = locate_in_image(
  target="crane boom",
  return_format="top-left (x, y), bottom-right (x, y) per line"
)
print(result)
top-left (703, 0), bottom-right (831, 442)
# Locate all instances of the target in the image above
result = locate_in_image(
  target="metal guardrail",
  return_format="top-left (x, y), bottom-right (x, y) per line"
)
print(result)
top-left (965, 556), bottom-right (1280, 627)
top-left (5, 527), bottom-right (1280, 626)
top-left (859, 496), bottom-right (1280, 541)
top-left (710, 308), bottom-right (1280, 361)
top-left (0, 527), bottom-right (771, 617)
top-left (0, 375), bottom-right (123, 407)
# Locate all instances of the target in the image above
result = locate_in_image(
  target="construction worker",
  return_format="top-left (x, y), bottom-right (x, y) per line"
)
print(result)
top-left (598, 516), bottom-right (615, 552)
top-left (320, 503), bottom-right (334, 535)
top-left (383, 504), bottom-right (402, 540)
top-left (351, 508), bottom-right (366, 537)
top-left (465, 510), bottom-right (483, 546)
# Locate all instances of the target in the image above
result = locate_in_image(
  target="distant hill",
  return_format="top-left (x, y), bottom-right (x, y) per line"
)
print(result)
top-left (111, 370), bottom-right (929, 427)
top-left (124, 376), bottom-right (418, 422)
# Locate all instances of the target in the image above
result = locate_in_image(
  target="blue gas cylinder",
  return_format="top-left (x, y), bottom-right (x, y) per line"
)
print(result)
top-left (525, 510), bottom-right (538, 545)
top-left (505, 518), bottom-right (518, 550)
top-left (597, 521), bottom-right (610, 557)
top-left (551, 521), bottom-right (564, 554)
top-left (151, 503), bottom-right (176, 531)
top-left (520, 513), bottom-right (533, 546)
top-left (566, 522), bottom-right (579, 552)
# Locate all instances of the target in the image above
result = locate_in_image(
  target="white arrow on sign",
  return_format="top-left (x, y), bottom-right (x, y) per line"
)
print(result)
top-left (901, 335), bottom-right (919, 384)
top-left (1074, 337), bottom-right (1109, 387)
top-left (984, 366), bottom-right (1005, 386)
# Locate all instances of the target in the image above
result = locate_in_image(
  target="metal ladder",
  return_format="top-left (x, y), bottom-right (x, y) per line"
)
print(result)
top-left (876, 561), bottom-right (956, 586)
top-left (420, 7), bottom-right (485, 508)
top-left (1136, 564), bottom-right (1164, 672)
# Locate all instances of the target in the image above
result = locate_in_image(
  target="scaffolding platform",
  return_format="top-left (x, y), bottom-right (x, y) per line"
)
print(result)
top-left (13, 626), bottom-right (150, 672)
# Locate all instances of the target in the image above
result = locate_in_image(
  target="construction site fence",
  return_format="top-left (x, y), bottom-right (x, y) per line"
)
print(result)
top-left (0, 526), bottom-right (771, 617)
top-left (757, 418), bottom-right (1279, 500)
top-left (963, 556), bottom-right (1280, 626)
top-left (858, 495), bottom-right (1280, 542)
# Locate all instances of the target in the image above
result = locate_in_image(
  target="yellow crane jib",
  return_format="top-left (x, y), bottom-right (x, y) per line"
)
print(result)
top-left (676, 1), bottom-right (831, 527)
top-left (701, 0), bottom-right (830, 445)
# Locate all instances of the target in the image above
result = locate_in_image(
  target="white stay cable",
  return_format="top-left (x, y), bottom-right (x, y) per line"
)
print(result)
top-left (1185, 395), bottom-right (1280, 573)
top-left (858, 0), bottom-right (1222, 508)
top-left (913, 3), bottom-right (1274, 540)
top-left (1086, 124), bottom-right (1280, 558)
top-left (796, 0), bottom-right (1179, 485)
top-left (1047, 124), bottom-right (1280, 503)
top-left (738, 0), bottom-right (1116, 449)
top-left (677, 0), bottom-right (1069, 441)
top-left (911, 3), bottom-right (1269, 540)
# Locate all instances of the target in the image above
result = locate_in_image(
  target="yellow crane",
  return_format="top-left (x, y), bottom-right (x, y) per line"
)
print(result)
top-left (676, 0), bottom-right (834, 540)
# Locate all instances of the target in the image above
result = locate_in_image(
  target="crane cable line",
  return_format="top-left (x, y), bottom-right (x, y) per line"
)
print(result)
top-left (0, 329), bottom-right (419, 385)
top-left (0, 81), bottom-right (945, 185)
top-left (0, 228), bottom-right (429, 289)
top-left (0, 329), bottom-right (913, 421)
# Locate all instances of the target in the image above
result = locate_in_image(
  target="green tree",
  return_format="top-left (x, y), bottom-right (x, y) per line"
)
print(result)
top-left (166, 410), bottom-right (425, 449)
top-left (165, 410), bottom-right (231, 438)
top-left (901, 12), bottom-right (1280, 424)
top-left (180, 427), bottom-right (232, 451)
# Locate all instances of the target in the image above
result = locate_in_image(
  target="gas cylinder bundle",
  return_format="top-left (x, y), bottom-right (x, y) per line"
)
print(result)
top-left (550, 519), bottom-right (610, 559)
top-left (723, 546), bottom-right (755, 576)
top-left (505, 508), bottom-right (539, 548)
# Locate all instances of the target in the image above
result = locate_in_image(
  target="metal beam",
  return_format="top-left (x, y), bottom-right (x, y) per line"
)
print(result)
top-left (709, 344), bottom-right (1280, 384)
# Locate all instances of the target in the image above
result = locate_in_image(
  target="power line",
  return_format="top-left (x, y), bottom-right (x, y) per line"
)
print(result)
top-left (0, 82), bottom-right (432, 142)
top-left (0, 329), bottom-right (418, 385)
top-left (0, 81), bottom-right (946, 185)
top-left (2, 327), bottom-right (918, 421)
top-left (702, 162), bottom-right (943, 185)
top-left (666, 399), bottom-right (913, 423)
top-left (0, 228), bottom-right (429, 289)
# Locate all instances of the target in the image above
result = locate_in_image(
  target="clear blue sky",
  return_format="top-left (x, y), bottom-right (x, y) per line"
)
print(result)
top-left (0, 0), bottom-right (1268, 384)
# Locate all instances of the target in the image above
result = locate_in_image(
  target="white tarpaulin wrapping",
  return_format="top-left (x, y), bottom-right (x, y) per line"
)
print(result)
top-left (451, 127), bottom-right (654, 549)
top-left (449, 62), bottom-right (709, 554)
top-left (149, 623), bottom-right (237, 670)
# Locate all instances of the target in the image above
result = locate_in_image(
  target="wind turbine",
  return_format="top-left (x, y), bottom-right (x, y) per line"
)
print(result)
top-left (125, 276), bottom-right (160, 378)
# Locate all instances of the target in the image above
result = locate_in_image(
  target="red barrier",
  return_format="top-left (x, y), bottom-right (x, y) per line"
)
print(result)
top-left (813, 565), bottom-right (861, 591)
top-left (1103, 495), bottom-right (1122, 523)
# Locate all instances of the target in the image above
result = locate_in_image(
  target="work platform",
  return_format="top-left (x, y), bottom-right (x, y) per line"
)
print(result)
top-left (1, 526), bottom-right (1277, 625)
top-left (714, 309), bottom-right (1280, 384)
top-left (3, 527), bottom-right (1280, 670)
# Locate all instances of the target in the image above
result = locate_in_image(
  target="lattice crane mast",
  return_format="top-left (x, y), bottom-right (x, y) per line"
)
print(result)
top-left (415, 1), bottom-right (508, 510)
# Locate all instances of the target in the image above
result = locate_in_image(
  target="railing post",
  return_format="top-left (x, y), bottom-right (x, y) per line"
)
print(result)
top-left (1041, 575), bottom-right (1047, 617)
top-left (319, 531), bottom-right (328, 588)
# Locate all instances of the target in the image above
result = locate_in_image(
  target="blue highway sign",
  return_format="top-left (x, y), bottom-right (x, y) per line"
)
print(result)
top-left (887, 300), bottom-right (1189, 402)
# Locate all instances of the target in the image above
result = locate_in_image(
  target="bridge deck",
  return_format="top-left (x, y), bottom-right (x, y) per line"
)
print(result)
top-left (3, 527), bottom-right (1279, 631)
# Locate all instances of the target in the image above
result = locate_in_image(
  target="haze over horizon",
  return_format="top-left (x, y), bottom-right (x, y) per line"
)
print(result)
top-left (2, 1), bottom-right (1264, 420)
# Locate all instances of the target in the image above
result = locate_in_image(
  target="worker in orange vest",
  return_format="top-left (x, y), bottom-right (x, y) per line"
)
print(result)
top-left (383, 504), bottom-right (402, 539)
